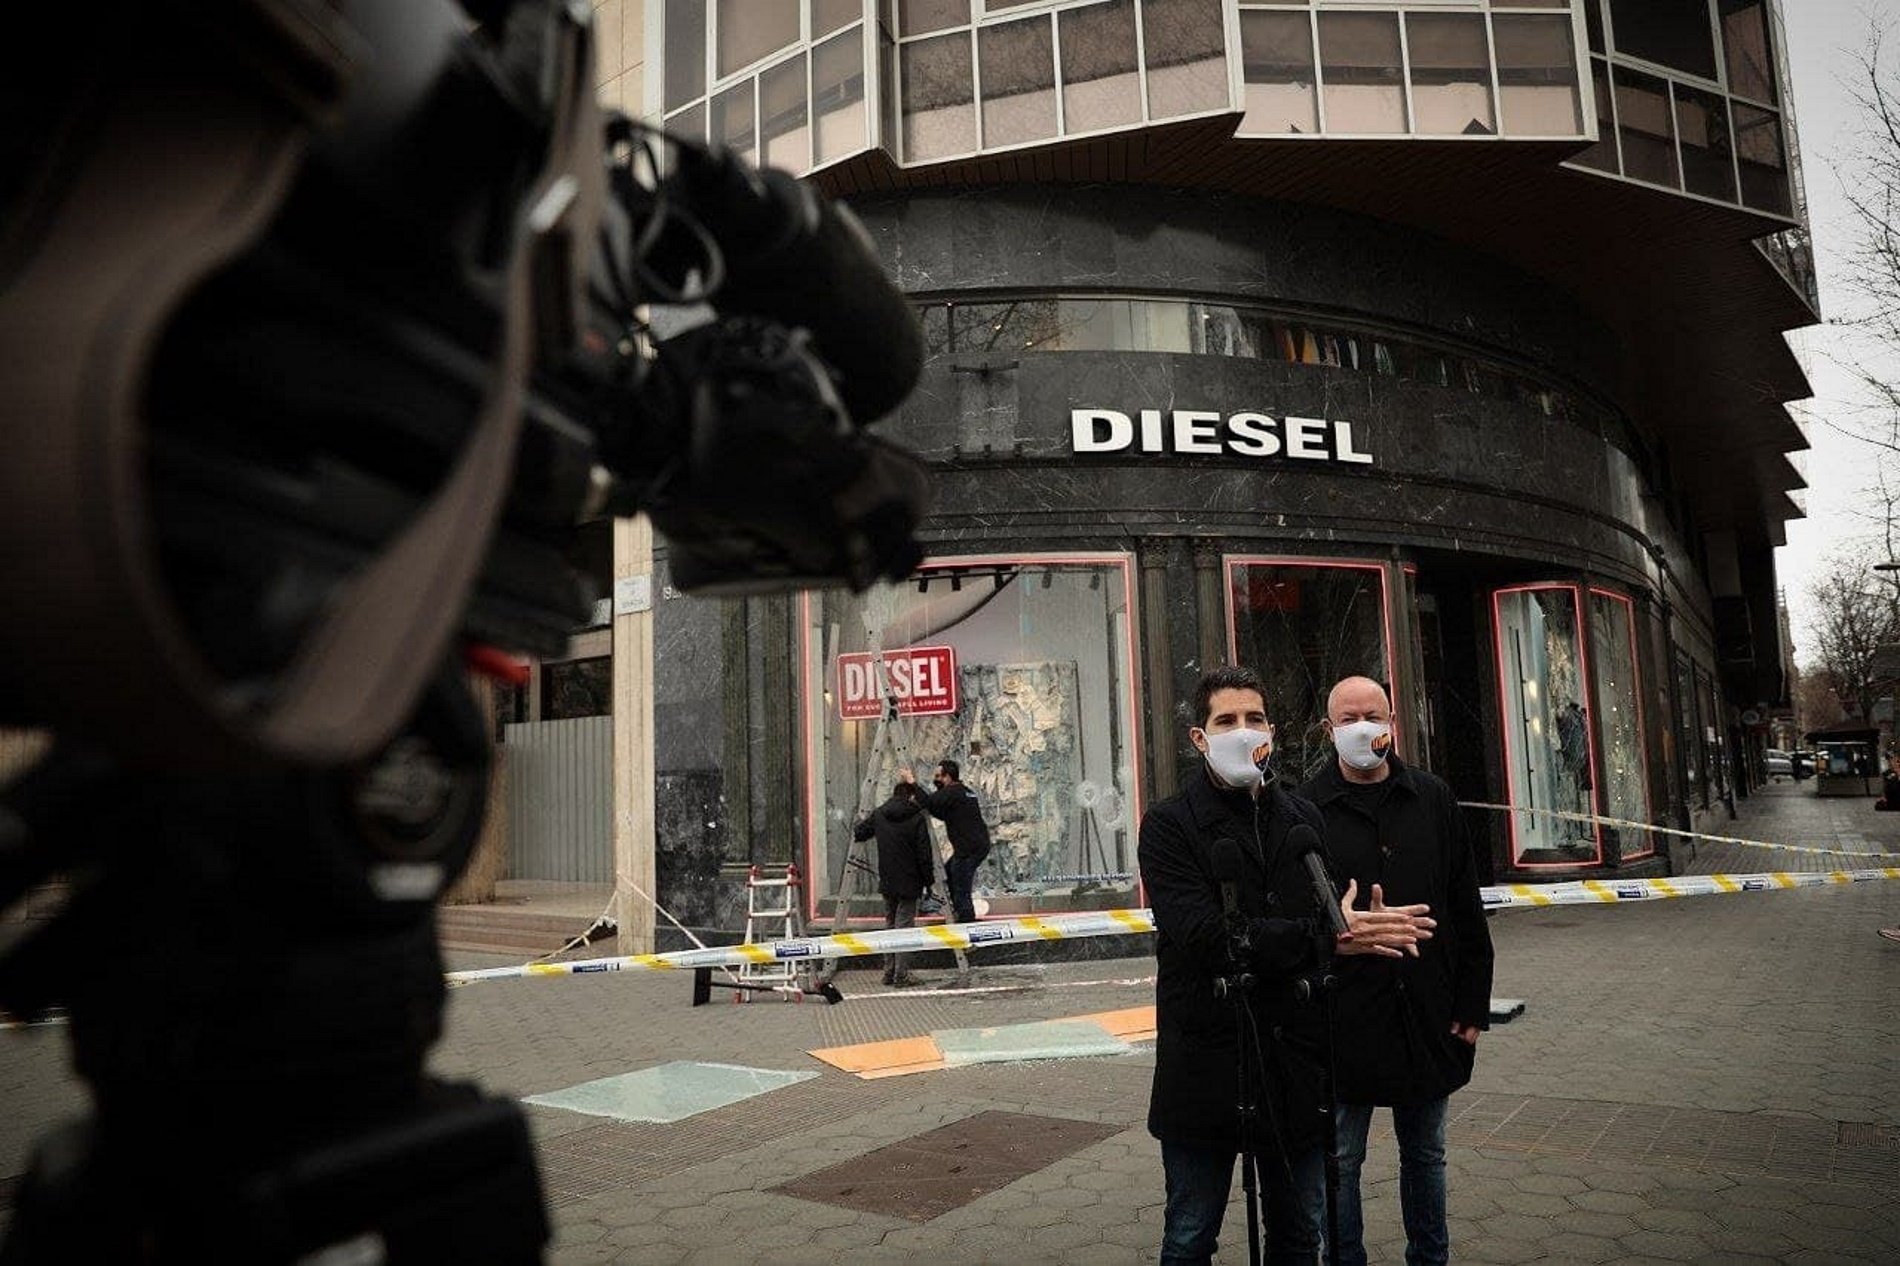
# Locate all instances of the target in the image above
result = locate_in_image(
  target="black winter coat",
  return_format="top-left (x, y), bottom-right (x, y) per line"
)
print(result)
top-left (1139, 772), bottom-right (1335, 1155)
top-left (1298, 753), bottom-right (1495, 1106)
top-left (920, 781), bottom-right (991, 858)
top-left (853, 797), bottom-right (935, 900)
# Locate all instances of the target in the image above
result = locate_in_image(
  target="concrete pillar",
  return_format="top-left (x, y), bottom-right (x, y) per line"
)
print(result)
top-left (612, 515), bottom-right (657, 955)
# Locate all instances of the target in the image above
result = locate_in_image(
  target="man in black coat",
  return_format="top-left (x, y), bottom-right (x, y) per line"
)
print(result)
top-left (1298, 676), bottom-right (1495, 1266)
top-left (1143, 666), bottom-right (1436, 1265)
top-left (903, 759), bottom-right (990, 923)
top-left (852, 781), bottom-right (936, 986)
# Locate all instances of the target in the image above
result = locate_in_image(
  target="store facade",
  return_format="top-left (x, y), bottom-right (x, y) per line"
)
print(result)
top-left (572, 0), bottom-right (1817, 933)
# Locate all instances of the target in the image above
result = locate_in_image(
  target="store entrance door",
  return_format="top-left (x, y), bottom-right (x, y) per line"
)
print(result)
top-left (1409, 570), bottom-right (1497, 887)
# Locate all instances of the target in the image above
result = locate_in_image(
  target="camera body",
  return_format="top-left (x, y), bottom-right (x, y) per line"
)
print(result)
top-left (0, 0), bottom-right (927, 772)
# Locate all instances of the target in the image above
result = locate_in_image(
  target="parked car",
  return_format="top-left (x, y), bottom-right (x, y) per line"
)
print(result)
top-left (1765, 749), bottom-right (1793, 778)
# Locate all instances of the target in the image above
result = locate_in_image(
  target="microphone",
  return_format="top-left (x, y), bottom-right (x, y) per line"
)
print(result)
top-left (1288, 824), bottom-right (1351, 939)
top-left (668, 144), bottom-right (923, 424)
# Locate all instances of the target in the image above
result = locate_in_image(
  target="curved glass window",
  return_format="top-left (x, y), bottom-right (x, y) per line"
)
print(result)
top-left (1493, 585), bottom-right (1600, 867)
top-left (913, 293), bottom-right (1605, 428)
top-left (1588, 589), bottom-right (1653, 860)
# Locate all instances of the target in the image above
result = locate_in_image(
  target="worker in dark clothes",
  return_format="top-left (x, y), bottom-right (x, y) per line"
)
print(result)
top-left (902, 760), bottom-right (991, 923)
top-left (852, 780), bottom-right (935, 986)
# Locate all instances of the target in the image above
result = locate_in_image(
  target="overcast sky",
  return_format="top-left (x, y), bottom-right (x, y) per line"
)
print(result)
top-left (1776, 1), bottom-right (1900, 659)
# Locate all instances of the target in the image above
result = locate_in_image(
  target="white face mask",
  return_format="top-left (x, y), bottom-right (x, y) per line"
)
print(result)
top-left (1201, 727), bottom-right (1273, 789)
top-left (1333, 719), bottom-right (1392, 771)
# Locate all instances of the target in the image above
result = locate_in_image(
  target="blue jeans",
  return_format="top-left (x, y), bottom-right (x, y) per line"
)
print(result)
top-left (1332, 1098), bottom-right (1450, 1266)
top-left (1160, 1140), bottom-right (1324, 1265)
top-left (944, 852), bottom-right (984, 923)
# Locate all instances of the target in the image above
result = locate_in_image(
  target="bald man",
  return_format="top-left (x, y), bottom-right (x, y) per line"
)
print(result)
top-left (1296, 676), bottom-right (1494, 1266)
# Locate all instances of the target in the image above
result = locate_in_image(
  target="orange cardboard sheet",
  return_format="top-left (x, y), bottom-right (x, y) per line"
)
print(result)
top-left (806, 1005), bottom-right (1157, 1080)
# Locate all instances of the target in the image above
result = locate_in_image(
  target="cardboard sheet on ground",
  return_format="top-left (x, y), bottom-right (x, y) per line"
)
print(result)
top-left (523, 1060), bottom-right (815, 1123)
top-left (808, 1005), bottom-right (1157, 1079)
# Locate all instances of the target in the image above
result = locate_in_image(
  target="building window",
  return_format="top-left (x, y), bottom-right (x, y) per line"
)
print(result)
top-left (1318, 10), bottom-right (1406, 134)
top-left (1613, 64), bottom-right (1680, 188)
top-left (1588, 590), bottom-right (1653, 859)
top-left (1731, 101), bottom-right (1791, 215)
top-left (761, 54), bottom-right (811, 171)
top-left (1493, 585), bottom-right (1600, 866)
top-left (542, 657), bottom-right (612, 721)
top-left (717, 0), bottom-right (801, 78)
top-left (901, 30), bottom-right (977, 160)
top-left (1141, 0), bottom-right (1228, 120)
top-left (802, 557), bottom-right (1141, 922)
top-left (979, 15), bottom-right (1058, 147)
top-left (1718, 0), bottom-right (1776, 104)
top-left (1061, 0), bottom-right (1144, 133)
top-left (1239, 9), bottom-right (1318, 135)
top-left (664, 0), bottom-right (708, 112)
top-left (1493, 13), bottom-right (1583, 137)
top-left (1674, 82), bottom-right (1737, 202)
top-left (1406, 12), bottom-right (1494, 136)
top-left (1227, 559), bottom-right (1394, 790)
top-left (814, 26), bottom-right (868, 163)
top-left (1607, 0), bottom-right (1719, 83)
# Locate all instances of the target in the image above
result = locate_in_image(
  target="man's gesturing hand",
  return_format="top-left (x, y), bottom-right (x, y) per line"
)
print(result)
top-left (1333, 880), bottom-right (1435, 958)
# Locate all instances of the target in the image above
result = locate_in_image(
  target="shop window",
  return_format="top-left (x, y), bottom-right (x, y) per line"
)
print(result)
top-left (1061, 0), bottom-right (1143, 133)
top-left (1608, 0), bottom-right (1719, 83)
top-left (1240, 9), bottom-right (1319, 135)
top-left (1494, 13), bottom-right (1583, 137)
top-left (1319, 11), bottom-right (1406, 134)
top-left (901, 30), bottom-right (977, 160)
top-left (1588, 590), bottom-right (1652, 859)
top-left (543, 657), bottom-right (612, 721)
top-left (1613, 65), bottom-right (1679, 188)
top-left (1674, 652), bottom-right (1704, 809)
top-left (1674, 83), bottom-right (1737, 203)
top-left (1407, 13), bottom-right (1494, 136)
top-left (979, 16), bottom-right (1058, 148)
top-left (717, 0), bottom-right (800, 77)
top-left (802, 559), bottom-right (1140, 920)
top-left (1718, 0), bottom-right (1776, 103)
top-left (814, 27), bottom-right (869, 164)
top-left (1493, 586), bottom-right (1599, 865)
top-left (1141, 0), bottom-right (1228, 120)
top-left (1228, 560), bottom-right (1393, 789)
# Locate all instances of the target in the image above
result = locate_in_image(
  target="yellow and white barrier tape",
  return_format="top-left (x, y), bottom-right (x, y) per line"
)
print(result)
top-left (445, 867), bottom-right (1900, 985)
top-left (1459, 800), bottom-right (1897, 860)
top-left (1478, 867), bottom-right (1900, 909)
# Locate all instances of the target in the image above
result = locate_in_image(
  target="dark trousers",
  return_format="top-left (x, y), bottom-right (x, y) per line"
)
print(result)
top-left (1160, 1139), bottom-right (1324, 1265)
top-left (944, 851), bottom-right (985, 923)
top-left (881, 896), bottom-right (917, 981)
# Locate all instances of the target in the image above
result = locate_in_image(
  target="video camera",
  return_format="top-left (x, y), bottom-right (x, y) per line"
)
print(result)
top-left (0, 0), bottom-right (928, 1260)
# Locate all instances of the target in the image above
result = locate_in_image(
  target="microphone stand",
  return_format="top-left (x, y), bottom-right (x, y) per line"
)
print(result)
top-left (1312, 919), bottom-right (1343, 1266)
top-left (1214, 911), bottom-right (1262, 1266)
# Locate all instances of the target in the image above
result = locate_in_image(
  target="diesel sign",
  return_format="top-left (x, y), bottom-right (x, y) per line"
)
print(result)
top-left (1069, 409), bottom-right (1373, 464)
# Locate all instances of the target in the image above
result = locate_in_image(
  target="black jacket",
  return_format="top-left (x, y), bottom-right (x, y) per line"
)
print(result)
top-left (853, 797), bottom-right (935, 900)
top-left (920, 781), bottom-right (991, 858)
top-left (1298, 753), bottom-right (1495, 1106)
top-left (1139, 771), bottom-right (1334, 1154)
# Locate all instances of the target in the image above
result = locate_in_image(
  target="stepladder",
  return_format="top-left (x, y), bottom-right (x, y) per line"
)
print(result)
top-left (730, 863), bottom-right (812, 1002)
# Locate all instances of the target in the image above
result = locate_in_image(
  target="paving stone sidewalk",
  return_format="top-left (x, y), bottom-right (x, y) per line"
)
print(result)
top-left (2, 781), bottom-right (1896, 1262)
